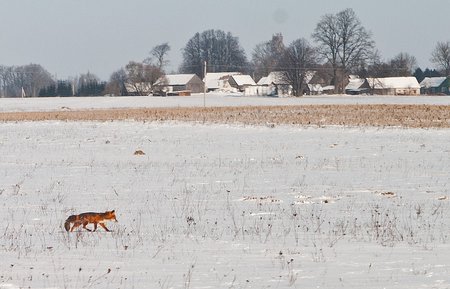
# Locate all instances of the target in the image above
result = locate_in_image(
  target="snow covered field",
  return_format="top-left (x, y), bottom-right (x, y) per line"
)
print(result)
top-left (1, 93), bottom-right (450, 112)
top-left (0, 120), bottom-right (449, 288)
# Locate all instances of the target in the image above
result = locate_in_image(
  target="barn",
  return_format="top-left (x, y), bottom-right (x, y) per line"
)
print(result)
top-left (155, 74), bottom-right (205, 94)
top-left (366, 77), bottom-right (421, 95)
top-left (420, 77), bottom-right (450, 95)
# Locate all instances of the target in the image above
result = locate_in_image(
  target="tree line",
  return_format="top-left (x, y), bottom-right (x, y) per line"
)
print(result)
top-left (1, 8), bottom-right (449, 97)
top-left (0, 65), bottom-right (107, 97)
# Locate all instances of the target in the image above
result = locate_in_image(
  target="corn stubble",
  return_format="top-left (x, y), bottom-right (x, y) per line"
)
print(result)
top-left (1, 104), bottom-right (449, 128)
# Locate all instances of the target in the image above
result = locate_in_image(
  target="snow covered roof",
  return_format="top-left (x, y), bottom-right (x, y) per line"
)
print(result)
top-left (346, 78), bottom-right (367, 90)
top-left (258, 72), bottom-right (289, 85)
top-left (161, 74), bottom-right (197, 86)
top-left (204, 72), bottom-right (241, 90)
top-left (304, 71), bottom-right (316, 84)
top-left (258, 71), bottom-right (321, 86)
top-left (367, 77), bottom-right (420, 89)
top-left (257, 76), bottom-right (269, 86)
top-left (420, 77), bottom-right (447, 88)
top-left (231, 75), bottom-right (256, 86)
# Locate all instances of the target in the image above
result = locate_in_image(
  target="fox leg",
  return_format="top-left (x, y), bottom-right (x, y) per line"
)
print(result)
top-left (99, 223), bottom-right (111, 232)
top-left (70, 222), bottom-right (80, 232)
top-left (93, 222), bottom-right (98, 232)
top-left (82, 221), bottom-right (92, 231)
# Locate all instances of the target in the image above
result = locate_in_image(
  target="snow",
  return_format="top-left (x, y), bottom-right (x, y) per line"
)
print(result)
top-left (230, 74), bottom-right (256, 86)
top-left (203, 72), bottom-right (241, 90)
top-left (345, 78), bottom-right (367, 90)
top-left (256, 72), bottom-right (289, 86)
top-left (1, 93), bottom-right (450, 113)
top-left (257, 76), bottom-right (268, 85)
top-left (308, 83), bottom-right (323, 93)
top-left (303, 71), bottom-right (317, 84)
top-left (161, 74), bottom-right (197, 85)
top-left (0, 118), bottom-right (449, 288)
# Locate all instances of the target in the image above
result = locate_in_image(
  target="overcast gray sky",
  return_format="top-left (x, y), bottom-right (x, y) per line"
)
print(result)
top-left (1, 0), bottom-right (448, 80)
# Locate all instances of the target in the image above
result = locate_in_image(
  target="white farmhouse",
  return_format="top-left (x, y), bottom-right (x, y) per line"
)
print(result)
top-left (366, 77), bottom-right (420, 95)
top-left (154, 74), bottom-right (204, 95)
top-left (257, 72), bottom-right (292, 96)
top-left (420, 77), bottom-right (450, 95)
top-left (228, 75), bottom-right (257, 92)
top-left (203, 72), bottom-right (241, 92)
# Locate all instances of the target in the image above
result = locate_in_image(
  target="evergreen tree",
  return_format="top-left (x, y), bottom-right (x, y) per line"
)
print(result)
top-left (77, 81), bottom-right (106, 96)
top-left (423, 68), bottom-right (442, 78)
top-left (39, 85), bottom-right (57, 97)
top-left (413, 68), bottom-right (425, 83)
top-left (56, 80), bottom-right (73, 97)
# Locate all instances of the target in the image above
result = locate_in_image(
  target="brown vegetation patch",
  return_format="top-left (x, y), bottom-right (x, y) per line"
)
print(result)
top-left (134, 150), bottom-right (145, 156)
top-left (379, 191), bottom-right (397, 198)
top-left (1, 104), bottom-right (450, 128)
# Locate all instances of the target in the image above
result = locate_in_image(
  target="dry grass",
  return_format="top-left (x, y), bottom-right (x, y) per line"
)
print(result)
top-left (1, 104), bottom-right (450, 128)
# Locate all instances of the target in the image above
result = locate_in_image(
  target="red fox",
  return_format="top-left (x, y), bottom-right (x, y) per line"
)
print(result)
top-left (64, 210), bottom-right (117, 232)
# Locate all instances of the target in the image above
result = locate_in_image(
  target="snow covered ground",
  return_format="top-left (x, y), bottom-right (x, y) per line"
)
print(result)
top-left (0, 120), bottom-right (449, 288)
top-left (1, 93), bottom-right (450, 112)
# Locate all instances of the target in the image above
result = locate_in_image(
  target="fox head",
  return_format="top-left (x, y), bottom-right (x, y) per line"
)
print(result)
top-left (106, 210), bottom-right (118, 222)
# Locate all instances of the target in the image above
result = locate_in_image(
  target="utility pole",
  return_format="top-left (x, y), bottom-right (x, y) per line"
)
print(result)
top-left (203, 61), bottom-right (207, 108)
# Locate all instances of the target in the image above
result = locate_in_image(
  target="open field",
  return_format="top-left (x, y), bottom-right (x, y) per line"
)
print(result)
top-left (0, 120), bottom-right (449, 288)
top-left (1, 94), bottom-right (449, 128)
top-left (0, 95), bottom-right (449, 288)
top-left (1, 104), bottom-right (450, 128)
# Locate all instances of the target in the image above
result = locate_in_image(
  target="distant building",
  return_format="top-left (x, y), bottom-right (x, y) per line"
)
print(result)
top-left (304, 71), bottom-right (326, 95)
top-left (322, 85), bottom-right (336, 95)
top-left (307, 84), bottom-right (323, 95)
top-left (257, 72), bottom-right (292, 96)
top-left (366, 77), bottom-right (420, 95)
top-left (228, 75), bottom-right (257, 92)
top-left (256, 71), bottom-right (327, 96)
top-left (345, 78), bottom-right (370, 95)
top-left (203, 72), bottom-right (241, 92)
top-left (155, 74), bottom-right (204, 94)
top-left (420, 77), bottom-right (450, 95)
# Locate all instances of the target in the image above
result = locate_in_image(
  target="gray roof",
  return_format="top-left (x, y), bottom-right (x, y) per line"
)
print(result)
top-left (420, 77), bottom-right (447, 88)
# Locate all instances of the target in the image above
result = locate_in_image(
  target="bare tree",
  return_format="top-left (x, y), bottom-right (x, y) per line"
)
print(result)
top-left (361, 50), bottom-right (417, 78)
top-left (312, 8), bottom-right (375, 92)
top-left (336, 9), bottom-right (374, 72)
top-left (389, 52), bottom-right (417, 76)
top-left (279, 38), bottom-right (317, 96)
top-left (23, 64), bottom-right (54, 97)
top-left (180, 29), bottom-right (248, 77)
top-left (0, 64), bottom-right (54, 97)
top-left (312, 13), bottom-right (341, 90)
top-left (145, 43), bottom-right (171, 71)
top-left (0, 65), bottom-right (12, 97)
top-left (105, 68), bottom-right (127, 96)
top-left (251, 33), bottom-right (285, 81)
top-left (431, 41), bottom-right (450, 76)
top-left (124, 61), bottom-right (164, 96)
